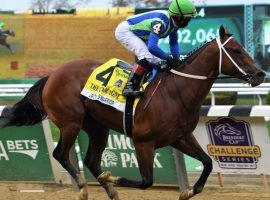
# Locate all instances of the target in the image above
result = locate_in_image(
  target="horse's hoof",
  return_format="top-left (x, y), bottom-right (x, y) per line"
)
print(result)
top-left (178, 189), bottom-right (193, 200)
top-left (77, 185), bottom-right (88, 200)
top-left (107, 183), bottom-right (120, 200)
top-left (111, 192), bottom-right (120, 200)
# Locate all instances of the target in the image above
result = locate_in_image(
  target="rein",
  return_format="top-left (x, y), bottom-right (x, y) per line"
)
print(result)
top-left (170, 36), bottom-right (252, 82)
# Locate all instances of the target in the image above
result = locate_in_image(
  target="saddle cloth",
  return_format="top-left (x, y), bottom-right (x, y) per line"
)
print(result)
top-left (81, 58), bottom-right (149, 113)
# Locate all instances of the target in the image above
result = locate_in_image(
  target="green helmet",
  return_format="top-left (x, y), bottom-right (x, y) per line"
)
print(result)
top-left (0, 22), bottom-right (5, 28)
top-left (169, 0), bottom-right (197, 18)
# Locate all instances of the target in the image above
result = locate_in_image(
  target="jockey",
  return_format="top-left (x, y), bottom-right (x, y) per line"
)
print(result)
top-left (0, 22), bottom-right (5, 35)
top-left (115, 0), bottom-right (197, 97)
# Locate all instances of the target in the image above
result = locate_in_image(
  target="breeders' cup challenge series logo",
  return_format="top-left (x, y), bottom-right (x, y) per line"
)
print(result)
top-left (206, 117), bottom-right (261, 169)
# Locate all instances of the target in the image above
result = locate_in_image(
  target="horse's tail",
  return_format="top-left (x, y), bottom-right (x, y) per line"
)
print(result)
top-left (1, 76), bottom-right (49, 128)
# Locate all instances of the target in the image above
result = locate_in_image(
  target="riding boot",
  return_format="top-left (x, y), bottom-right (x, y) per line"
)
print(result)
top-left (122, 72), bottom-right (144, 97)
top-left (122, 59), bottom-right (150, 97)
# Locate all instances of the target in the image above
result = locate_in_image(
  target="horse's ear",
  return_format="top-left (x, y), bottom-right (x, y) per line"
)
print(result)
top-left (219, 25), bottom-right (225, 39)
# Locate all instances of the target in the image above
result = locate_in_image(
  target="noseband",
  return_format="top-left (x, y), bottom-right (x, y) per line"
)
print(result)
top-left (216, 36), bottom-right (252, 81)
top-left (170, 36), bottom-right (252, 81)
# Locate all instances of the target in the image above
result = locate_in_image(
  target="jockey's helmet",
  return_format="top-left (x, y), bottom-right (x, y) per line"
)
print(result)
top-left (169, 0), bottom-right (196, 28)
top-left (169, 0), bottom-right (197, 18)
top-left (0, 22), bottom-right (5, 28)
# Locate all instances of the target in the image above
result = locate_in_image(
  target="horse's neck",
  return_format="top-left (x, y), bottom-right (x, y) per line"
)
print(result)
top-left (173, 42), bottom-right (219, 110)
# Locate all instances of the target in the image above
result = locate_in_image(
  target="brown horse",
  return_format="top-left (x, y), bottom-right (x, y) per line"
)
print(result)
top-left (0, 26), bottom-right (266, 200)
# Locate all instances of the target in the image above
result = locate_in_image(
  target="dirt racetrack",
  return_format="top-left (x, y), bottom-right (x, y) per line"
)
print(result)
top-left (0, 183), bottom-right (269, 200)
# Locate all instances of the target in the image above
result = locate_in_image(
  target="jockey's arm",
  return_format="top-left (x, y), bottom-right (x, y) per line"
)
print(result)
top-left (169, 30), bottom-right (180, 59)
top-left (147, 32), bottom-right (170, 61)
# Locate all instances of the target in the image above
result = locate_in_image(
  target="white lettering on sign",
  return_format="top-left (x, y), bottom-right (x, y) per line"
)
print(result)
top-left (120, 153), bottom-right (138, 168)
top-left (119, 153), bottom-right (163, 168)
top-left (154, 153), bottom-right (163, 168)
top-left (103, 134), bottom-right (164, 168)
top-left (7, 140), bottom-right (38, 150)
top-left (107, 135), bottom-right (135, 150)
top-left (0, 140), bottom-right (39, 160)
top-left (0, 141), bottom-right (9, 160)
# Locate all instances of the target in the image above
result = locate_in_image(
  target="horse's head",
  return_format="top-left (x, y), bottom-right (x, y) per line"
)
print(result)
top-left (214, 123), bottom-right (241, 138)
top-left (214, 123), bottom-right (243, 144)
top-left (217, 26), bottom-right (266, 87)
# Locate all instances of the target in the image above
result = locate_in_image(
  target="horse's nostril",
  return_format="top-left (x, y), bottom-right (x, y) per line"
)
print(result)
top-left (257, 71), bottom-right (266, 78)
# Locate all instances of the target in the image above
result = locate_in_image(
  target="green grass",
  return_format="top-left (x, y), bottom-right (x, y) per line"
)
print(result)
top-left (236, 95), bottom-right (267, 105)
top-left (49, 120), bottom-right (60, 142)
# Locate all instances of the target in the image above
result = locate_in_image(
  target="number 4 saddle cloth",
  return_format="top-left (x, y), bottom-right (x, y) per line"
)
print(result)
top-left (81, 58), bottom-right (149, 113)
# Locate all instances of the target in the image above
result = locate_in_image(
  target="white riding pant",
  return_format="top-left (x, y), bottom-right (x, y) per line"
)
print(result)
top-left (115, 21), bottom-right (162, 65)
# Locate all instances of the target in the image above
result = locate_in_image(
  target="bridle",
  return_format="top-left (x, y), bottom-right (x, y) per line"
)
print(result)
top-left (170, 36), bottom-right (252, 81)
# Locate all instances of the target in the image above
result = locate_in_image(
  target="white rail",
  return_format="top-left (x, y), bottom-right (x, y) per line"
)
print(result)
top-left (0, 83), bottom-right (269, 105)
top-left (0, 84), bottom-right (32, 97)
top-left (210, 83), bottom-right (270, 105)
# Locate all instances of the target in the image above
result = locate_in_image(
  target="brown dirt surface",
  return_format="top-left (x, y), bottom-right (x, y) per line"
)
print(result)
top-left (0, 183), bottom-right (269, 200)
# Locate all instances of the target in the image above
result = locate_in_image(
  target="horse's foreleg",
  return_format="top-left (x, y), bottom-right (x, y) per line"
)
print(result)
top-left (3, 43), bottom-right (13, 53)
top-left (98, 141), bottom-right (154, 189)
top-left (82, 120), bottom-right (119, 200)
top-left (171, 134), bottom-right (213, 200)
top-left (53, 124), bottom-right (88, 200)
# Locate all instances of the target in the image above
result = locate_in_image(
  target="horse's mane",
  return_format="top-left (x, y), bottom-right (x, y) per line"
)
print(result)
top-left (179, 37), bottom-right (216, 66)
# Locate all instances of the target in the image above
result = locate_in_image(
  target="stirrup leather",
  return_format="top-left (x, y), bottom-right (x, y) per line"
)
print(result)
top-left (122, 84), bottom-right (142, 97)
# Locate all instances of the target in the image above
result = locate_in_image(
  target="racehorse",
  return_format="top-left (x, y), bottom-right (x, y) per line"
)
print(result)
top-left (0, 29), bottom-right (15, 53)
top-left (0, 26), bottom-right (266, 200)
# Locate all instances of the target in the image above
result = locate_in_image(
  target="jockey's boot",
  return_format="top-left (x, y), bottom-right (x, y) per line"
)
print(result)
top-left (122, 72), bottom-right (144, 97)
top-left (123, 64), bottom-right (145, 97)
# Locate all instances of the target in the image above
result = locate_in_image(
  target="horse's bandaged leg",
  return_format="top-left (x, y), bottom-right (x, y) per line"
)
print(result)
top-left (97, 171), bottom-right (119, 184)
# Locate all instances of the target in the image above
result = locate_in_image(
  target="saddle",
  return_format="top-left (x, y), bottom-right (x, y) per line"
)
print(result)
top-left (80, 58), bottom-right (161, 136)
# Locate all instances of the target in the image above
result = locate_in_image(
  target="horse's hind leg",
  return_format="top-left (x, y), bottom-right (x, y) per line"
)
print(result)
top-left (53, 123), bottom-right (88, 200)
top-left (171, 133), bottom-right (213, 200)
top-left (82, 118), bottom-right (119, 200)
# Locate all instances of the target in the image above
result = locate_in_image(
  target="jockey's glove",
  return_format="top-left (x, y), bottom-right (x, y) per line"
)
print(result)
top-left (166, 56), bottom-right (182, 69)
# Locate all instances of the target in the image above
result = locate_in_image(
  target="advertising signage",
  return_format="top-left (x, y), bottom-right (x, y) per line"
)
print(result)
top-left (194, 117), bottom-right (270, 174)
top-left (0, 124), bottom-right (54, 181)
top-left (206, 117), bottom-right (261, 169)
top-left (78, 130), bottom-right (178, 185)
top-left (253, 4), bottom-right (270, 76)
